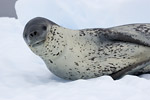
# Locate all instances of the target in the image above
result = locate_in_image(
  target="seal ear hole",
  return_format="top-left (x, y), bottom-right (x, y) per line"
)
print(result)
top-left (42, 26), bottom-right (47, 30)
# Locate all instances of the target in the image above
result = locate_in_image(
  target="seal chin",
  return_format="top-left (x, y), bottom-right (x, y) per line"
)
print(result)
top-left (30, 40), bottom-right (45, 47)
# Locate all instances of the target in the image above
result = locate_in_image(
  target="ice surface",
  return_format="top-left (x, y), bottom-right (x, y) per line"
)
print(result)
top-left (0, 0), bottom-right (150, 100)
top-left (0, 17), bottom-right (150, 100)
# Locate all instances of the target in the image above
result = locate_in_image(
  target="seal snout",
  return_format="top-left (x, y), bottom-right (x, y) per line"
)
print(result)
top-left (29, 31), bottom-right (38, 38)
top-left (27, 30), bottom-right (41, 46)
top-left (29, 31), bottom-right (38, 41)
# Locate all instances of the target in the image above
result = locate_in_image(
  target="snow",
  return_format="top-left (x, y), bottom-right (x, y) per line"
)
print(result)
top-left (15, 0), bottom-right (150, 29)
top-left (0, 0), bottom-right (150, 100)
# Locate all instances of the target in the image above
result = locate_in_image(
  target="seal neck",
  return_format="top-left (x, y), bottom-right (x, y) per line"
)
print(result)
top-left (41, 25), bottom-right (67, 60)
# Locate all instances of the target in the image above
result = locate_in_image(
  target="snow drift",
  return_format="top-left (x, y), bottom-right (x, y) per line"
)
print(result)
top-left (0, 0), bottom-right (150, 100)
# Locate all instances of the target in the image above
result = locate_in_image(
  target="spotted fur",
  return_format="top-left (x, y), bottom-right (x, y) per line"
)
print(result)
top-left (24, 17), bottom-right (150, 80)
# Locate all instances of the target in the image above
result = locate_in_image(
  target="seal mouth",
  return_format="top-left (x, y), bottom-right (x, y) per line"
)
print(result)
top-left (30, 40), bottom-right (45, 47)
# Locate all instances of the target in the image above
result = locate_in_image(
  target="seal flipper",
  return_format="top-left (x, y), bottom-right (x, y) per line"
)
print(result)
top-left (110, 59), bottom-right (150, 80)
top-left (104, 24), bottom-right (150, 47)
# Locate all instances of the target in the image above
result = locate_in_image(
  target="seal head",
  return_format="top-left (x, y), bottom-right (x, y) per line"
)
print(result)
top-left (23, 17), bottom-right (56, 47)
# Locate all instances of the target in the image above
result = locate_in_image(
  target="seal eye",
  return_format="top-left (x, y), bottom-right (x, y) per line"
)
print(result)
top-left (42, 26), bottom-right (47, 31)
top-left (24, 34), bottom-right (27, 38)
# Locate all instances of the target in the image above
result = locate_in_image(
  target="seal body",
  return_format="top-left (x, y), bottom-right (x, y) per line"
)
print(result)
top-left (23, 17), bottom-right (150, 80)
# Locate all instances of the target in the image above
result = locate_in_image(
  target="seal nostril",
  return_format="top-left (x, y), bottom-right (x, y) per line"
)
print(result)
top-left (34, 31), bottom-right (37, 35)
top-left (30, 33), bottom-right (33, 37)
top-left (29, 31), bottom-right (37, 38)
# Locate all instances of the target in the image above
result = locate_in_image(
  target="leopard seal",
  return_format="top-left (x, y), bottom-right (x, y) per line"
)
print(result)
top-left (23, 17), bottom-right (150, 80)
